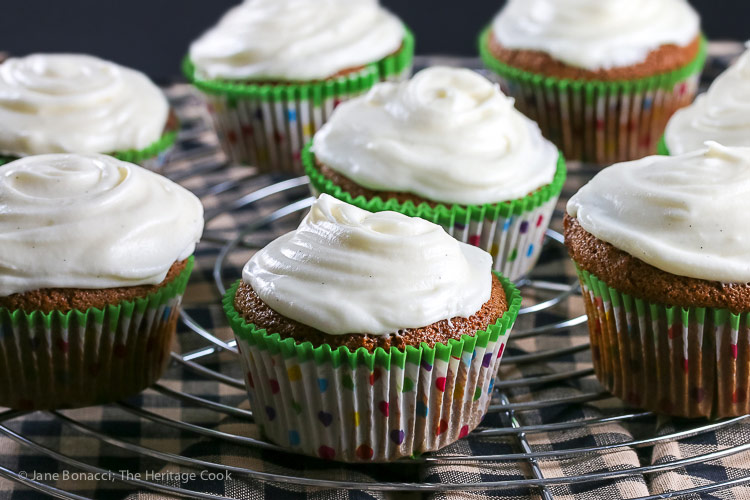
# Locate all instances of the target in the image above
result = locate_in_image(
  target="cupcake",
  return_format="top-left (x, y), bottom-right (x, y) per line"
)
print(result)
top-left (304, 66), bottom-right (566, 281)
top-left (662, 44), bottom-right (750, 155)
top-left (0, 54), bottom-right (176, 170)
top-left (224, 194), bottom-right (521, 462)
top-left (565, 143), bottom-right (750, 418)
top-left (184, 0), bottom-right (414, 175)
top-left (0, 154), bottom-right (204, 410)
top-left (480, 0), bottom-right (706, 164)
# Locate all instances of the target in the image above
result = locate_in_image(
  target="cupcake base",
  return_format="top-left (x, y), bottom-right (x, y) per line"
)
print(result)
top-left (0, 258), bottom-right (193, 410)
top-left (224, 274), bottom-right (521, 462)
top-left (579, 268), bottom-right (750, 419)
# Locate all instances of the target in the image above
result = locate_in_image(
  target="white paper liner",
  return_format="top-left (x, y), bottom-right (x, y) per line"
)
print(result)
top-left (495, 74), bottom-right (700, 164)
top-left (235, 331), bottom-right (508, 462)
top-left (0, 294), bottom-right (185, 410)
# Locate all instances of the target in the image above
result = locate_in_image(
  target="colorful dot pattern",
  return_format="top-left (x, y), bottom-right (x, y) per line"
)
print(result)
top-left (452, 198), bottom-right (556, 282)
top-left (236, 332), bottom-right (511, 461)
top-left (581, 267), bottom-right (749, 419)
top-left (0, 298), bottom-right (182, 410)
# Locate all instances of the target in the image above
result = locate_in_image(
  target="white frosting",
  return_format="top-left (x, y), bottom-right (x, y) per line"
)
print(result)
top-left (189, 0), bottom-right (404, 80)
top-left (665, 45), bottom-right (750, 155)
top-left (0, 154), bottom-right (204, 296)
top-left (0, 54), bottom-right (169, 157)
top-left (492, 0), bottom-right (700, 70)
top-left (244, 194), bottom-right (492, 335)
top-left (311, 66), bottom-right (558, 206)
top-left (567, 143), bottom-right (750, 283)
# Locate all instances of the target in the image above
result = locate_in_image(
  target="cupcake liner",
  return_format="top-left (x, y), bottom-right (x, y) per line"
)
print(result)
top-left (224, 273), bottom-right (521, 462)
top-left (0, 128), bottom-right (178, 171)
top-left (578, 267), bottom-right (750, 418)
top-left (184, 29), bottom-right (415, 175)
top-left (479, 29), bottom-right (707, 164)
top-left (303, 145), bottom-right (566, 282)
top-left (0, 257), bottom-right (194, 410)
top-left (657, 135), bottom-right (671, 155)
top-left (113, 128), bottom-right (178, 171)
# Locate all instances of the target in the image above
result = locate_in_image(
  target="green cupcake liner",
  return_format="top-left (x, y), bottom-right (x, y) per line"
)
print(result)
top-left (578, 266), bottom-right (750, 418)
top-left (479, 27), bottom-right (707, 163)
top-left (0, 257), bottom-right (194, 410)
top-left (1, 256), bottom-right (194, 328)
top-left (224, 272), bottom-right (520, 461)
top-left (224, 270), bottom-right (520, 369)
top-left (479, 27), bottom-right (707, 93)
top-left (0, 127), bottom-right (178, 169)
top-left (657, 135), bottom-right (671, 155)
top-left (182, 28), bottom-right (415, 102)
top-left (303, 143), bottom-right (566, 225)
top-left (376, 27), bottom-right (415, 81)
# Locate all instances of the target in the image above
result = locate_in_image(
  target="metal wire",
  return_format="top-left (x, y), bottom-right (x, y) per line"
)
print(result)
top-left (3, 68), bottom-right (750, 499)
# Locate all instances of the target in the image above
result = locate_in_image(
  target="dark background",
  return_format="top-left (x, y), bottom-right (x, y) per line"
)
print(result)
top-left (0, 0), bottom-right (747, 82)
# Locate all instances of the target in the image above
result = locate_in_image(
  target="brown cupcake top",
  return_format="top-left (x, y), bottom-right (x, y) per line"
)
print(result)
top-left (564, 215), bottom-right (750, 313)
top-left (318, 161), bottom-right (435, 207)
top-left (233, 273), bottom-right (508, 353)
top-left (315, 161), bottom-right (548, 208)
top-left (0, 260), bottom-right (189, 314)
top-left (486, 31), bottom-right (702, 82)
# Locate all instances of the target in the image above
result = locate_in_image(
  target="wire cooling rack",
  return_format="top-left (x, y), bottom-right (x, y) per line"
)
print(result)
top-left (1, 52), bottom-right (750, 499)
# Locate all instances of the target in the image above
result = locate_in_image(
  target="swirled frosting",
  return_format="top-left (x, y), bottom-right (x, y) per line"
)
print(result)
top-left (243, 194), bottom-right (492, 335)
top-left (189, 0), bottom-right (405, 80)
top-left (567, 143), bottom-right (750, 283)
top-left (492, 0), bottom-right (700, 70)
top-left (0, 154), bottom-right (204, 296)
top-left (311, 66), bottom-right (558, 206)
top-left (0, 54), bottom-right (169, 157)
top-left (665, 44), bottom-right (750, 154)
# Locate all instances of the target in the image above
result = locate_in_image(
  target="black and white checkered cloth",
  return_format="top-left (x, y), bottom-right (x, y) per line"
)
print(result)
top-left (1, 44), bottom-right (749, 500)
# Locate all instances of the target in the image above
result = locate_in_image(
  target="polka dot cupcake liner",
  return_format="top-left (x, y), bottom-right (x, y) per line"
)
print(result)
top-left (579, 268), bottom-right (750, 419)
top-left (0, 257), bottom-right (194, 411)
top-left (480, 28), bottom-right (707, 164)
top-left (223, 273), bottom-right (521, 462)
top-left (183, 29), bottom-right (414, 175)
top-left (656, 135), bottom-right (671, 156)
top-left (114, 128), bottom-right (178, 172)
top-left (304, 146), bottom-right (566, 282)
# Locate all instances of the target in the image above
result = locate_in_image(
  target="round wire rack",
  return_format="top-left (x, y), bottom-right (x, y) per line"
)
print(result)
top-left (1, 54), bottom-right (749, 499)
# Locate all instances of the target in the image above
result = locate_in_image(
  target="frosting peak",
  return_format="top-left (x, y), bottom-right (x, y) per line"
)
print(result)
top-left (311, 66), bottom-right (558, 205)
top-left (0, 54), bottom-right (169, 157)
top-left (189, 0), bottom-right (404, 80)
top-left (665, 45), bottom-right (750, 154)
top-left (492, 0), bottom-right (700, 70)
top-left (0, 154), bottom-right (204, 296)
top-left (567, 143), bottom-right (750, 283)
top-left (243, 194), bottom-right (493, 335)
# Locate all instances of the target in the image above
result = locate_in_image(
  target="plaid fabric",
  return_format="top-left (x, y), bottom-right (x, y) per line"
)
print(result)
top-left (1, 44), bottom-right (749, 500)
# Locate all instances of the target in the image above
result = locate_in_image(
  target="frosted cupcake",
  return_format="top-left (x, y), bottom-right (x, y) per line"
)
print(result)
top-left (662, 44), bottom-right (750, 155)
top-left (224, 194), bottom-right (521, 461)
top-left (480, 0), bottom-right (706, 163)
top-left (184, 0), bottom-right (414, 174)
top-left (0, 154), bottom-right (204, 410)
top-left (304, 66), bottom-right (566, 281)
top-left (0, 54), bottom-right (175, 170)
top-left (565, 143), bottom-right (750, 418)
